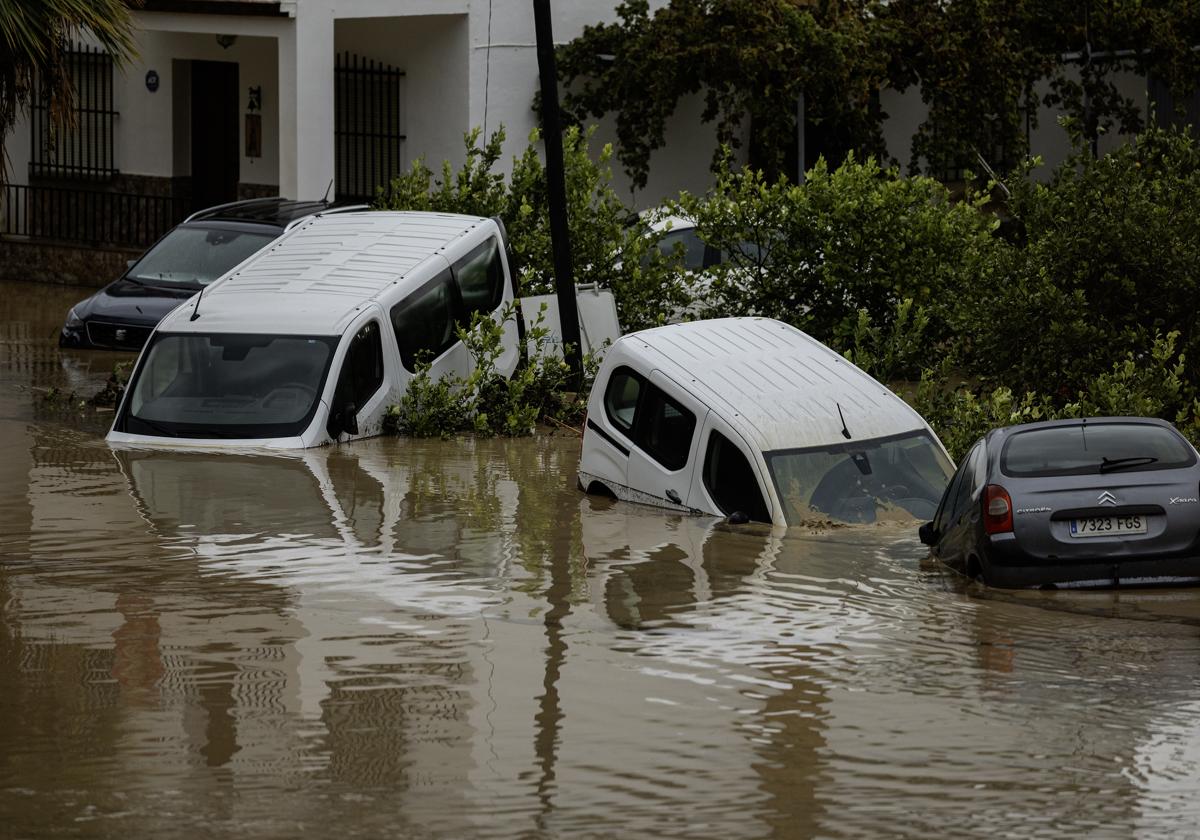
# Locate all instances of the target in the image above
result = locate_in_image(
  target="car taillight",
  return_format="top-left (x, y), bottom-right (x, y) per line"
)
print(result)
top-left (984, 484), bottom-right (1013, 534)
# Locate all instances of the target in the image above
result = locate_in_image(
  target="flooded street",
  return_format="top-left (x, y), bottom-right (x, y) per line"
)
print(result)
top-left (6, 280), bottom-right (1200, 838)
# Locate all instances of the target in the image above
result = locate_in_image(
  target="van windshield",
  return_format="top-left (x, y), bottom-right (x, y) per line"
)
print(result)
top-left (120, 333), bottom-right (339, 439)
top-left (766, 431), bottom-right (954, 525)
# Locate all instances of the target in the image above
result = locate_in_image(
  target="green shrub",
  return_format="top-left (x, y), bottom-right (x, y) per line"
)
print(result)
top-left (913, 332), bottom-right (1200, 461)
top-left (957, 127), bottom-right (1200, 395)
top-left (384, 304), bottom-right (594, 439)
top-left (838, 297), bottom-right (932, 382)
top-left (675, 153), bottom-right (1001, 350)
top-left (375, 125), bottom-right (690, 332)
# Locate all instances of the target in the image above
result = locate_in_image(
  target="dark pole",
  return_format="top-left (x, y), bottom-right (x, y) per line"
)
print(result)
top-left (532, 0), bottom-right (583, 379)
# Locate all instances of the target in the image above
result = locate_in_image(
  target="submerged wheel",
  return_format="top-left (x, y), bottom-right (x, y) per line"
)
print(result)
top-left (585, 480), bottom-right (616, 499)
top-left (966, 555), bottom-right (984, 583)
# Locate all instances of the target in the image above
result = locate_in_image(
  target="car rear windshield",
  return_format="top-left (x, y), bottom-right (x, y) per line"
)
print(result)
top-left (766, 430), bottom-right (954, 525)
top-left (128, 224), bottom-right (276, 288)
top-left (1001, 423), bottom-right (1197, 477)
top-left (119, 332), bottom-right (338, 439)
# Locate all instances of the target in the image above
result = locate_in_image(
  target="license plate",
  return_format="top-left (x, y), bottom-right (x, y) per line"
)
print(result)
top-left (1069, 515), bottom-right (1147, 537)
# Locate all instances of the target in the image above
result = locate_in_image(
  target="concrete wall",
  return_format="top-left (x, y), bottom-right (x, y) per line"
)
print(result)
top-left (882, 68), bottom-right (1154, 178)
top-left (334, 15), bottom-right (469, 181)
top-left (118, 29), bottom-right (280, 187)
top-left (0, 240), bottom-right (139, 287)
top-left (0, 1), bottom-right (1169, 211)
top-left (459, 0), bottom-right (724, 207)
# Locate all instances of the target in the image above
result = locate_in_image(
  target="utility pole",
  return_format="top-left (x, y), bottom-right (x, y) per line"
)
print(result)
top-left (532, 0), bottom-right (583, 380)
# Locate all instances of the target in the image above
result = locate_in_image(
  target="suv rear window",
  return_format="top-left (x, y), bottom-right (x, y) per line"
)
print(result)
top-left (1001, 423), bottom-right (1196, 477)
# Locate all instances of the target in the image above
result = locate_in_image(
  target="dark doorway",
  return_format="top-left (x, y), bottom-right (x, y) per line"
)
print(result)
top-left (190, 60), bottom-right (239, 211)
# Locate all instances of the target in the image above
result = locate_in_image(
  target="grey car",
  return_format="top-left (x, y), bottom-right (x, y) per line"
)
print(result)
top-left (919, 418), bottom-right (1200, 588)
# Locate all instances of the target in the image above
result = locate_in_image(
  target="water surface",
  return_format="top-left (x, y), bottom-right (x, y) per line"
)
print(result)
top-left (4, 280), bottom-right (1200, 838)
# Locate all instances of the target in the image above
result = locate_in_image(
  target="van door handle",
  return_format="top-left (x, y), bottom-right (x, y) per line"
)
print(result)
top-left (665, 489), bottom-right (682, 504)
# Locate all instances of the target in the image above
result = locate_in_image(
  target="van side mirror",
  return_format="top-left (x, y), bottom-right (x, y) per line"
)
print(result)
top-left (329, 401), bottom-right (359, 439)
top-left (918, 522), bottom-right (938, 546)
top-left (342, 402), bottom-right (359, 436)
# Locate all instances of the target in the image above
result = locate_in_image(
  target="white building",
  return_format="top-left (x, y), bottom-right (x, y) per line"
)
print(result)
top-left (0, 0), bottom-right (1173, 276)
top-left (2, 0), bottom-right (721, 208)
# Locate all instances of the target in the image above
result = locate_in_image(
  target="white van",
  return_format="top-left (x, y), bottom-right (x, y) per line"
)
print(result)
top-left (578, 317), bottom-right (955, 527)
top-left (108, 211), bottom-right (520, 449)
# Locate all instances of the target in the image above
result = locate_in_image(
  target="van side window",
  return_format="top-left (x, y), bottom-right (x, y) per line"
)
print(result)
top-left (331, 320), bottom-right (384, 414)
top-left (391, 270), bottom-right (460, 371)
top-left (603, 366), bottom-right (697, 471)
top-left (635, 385), bottom-right (696, 471)
top-left (453, 238), bottom-right (505, 318)
top-left (604, 367), bottom-right (642, 432)
top-left (703, 431), bottom-right (770, 523)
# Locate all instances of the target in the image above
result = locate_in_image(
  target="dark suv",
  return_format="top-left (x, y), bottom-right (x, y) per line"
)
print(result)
top-left (59, 197), bottom-right (363, 351)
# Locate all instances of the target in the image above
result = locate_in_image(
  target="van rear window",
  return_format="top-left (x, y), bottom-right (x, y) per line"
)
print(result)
top-left (1001, 423), bottom-right (1196, 477)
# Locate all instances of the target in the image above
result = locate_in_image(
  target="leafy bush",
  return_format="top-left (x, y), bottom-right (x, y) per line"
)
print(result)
top-left (838, 297), bottom-right (932, 382)
top-left (384, 304), bottom-right (593, 439)
top-left (956, 127), bottom-right (1200, 395)
top-left (913, 333), bottom-right (1200, 460)
top-left (674, 153), bottom-right (1001, 353)
top-left (376, 125), bottom-right (690, 331)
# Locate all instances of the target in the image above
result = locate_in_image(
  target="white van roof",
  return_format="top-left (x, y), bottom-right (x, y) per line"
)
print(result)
top-left (156, 211), bottom-right (492, 336)
top-left (620, 317), bottom-right (929, 452)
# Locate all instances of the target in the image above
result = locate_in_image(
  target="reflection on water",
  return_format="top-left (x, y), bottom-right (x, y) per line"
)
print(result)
top-left (5, 279), bottom-right (1200, 837)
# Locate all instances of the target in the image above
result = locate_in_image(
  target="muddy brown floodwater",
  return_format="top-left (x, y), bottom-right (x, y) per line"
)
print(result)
top-left (5, 279), bottom-right (1200, 839)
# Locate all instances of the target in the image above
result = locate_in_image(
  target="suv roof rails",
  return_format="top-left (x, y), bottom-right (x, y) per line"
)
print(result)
top-left (182, 196), bottom-right (285, 224)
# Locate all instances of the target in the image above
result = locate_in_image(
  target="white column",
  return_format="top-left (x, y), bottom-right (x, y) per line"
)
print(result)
top-left (278, 7), bottom-right (335, 200)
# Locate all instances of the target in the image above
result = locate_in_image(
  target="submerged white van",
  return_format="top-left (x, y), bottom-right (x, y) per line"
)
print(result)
top-left (108, 211), bottom-right (519, 449)
top-left (578, 317), bottom-right (955, 527)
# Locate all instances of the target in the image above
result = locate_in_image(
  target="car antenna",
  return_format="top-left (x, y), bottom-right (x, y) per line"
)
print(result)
top-left (1081, 416), bottom-right (1088, 450)
top-left (189, 285), bottom-right (204, 321)
top-left (321, 178), bottom-right (334, 204)
top-left (837, 402), bottom-right (852, 439)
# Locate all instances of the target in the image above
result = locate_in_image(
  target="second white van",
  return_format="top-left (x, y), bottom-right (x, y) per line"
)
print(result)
top-left (578, 317), bottom-right (955, 527)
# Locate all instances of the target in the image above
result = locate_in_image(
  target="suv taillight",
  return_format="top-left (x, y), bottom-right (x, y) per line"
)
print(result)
top-left (984, 485), bottom-right (1013, 535)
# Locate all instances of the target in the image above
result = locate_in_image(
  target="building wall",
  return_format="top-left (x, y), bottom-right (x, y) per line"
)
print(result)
top-left (460, 0), bottom-right (723, 207)
top-left (0, 1), bottom-right (1170, 211)
top-left (334, 15), bottom-right (469, 185)
top-left (118, 29), bottom-right (280, 188)
top-left (882, 69), bottom-right (1154, 178)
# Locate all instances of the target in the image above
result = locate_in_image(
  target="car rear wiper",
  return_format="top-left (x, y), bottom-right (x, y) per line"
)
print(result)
top-left (1099, 456), bottom-right (1159, 473)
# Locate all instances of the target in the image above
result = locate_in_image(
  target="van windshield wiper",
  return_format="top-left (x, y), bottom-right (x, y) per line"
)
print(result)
top-left (130, 414), bottom-right (179, 437)
top-left (1099, 456), bottom-right (1159, 473)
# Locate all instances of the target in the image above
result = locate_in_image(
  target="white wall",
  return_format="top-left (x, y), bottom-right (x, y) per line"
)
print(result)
top-left (118, 29), bottom-right (280, 186)
top-left (334, 15), bottom-right (470, 179)
top-left (461, 0), bottom-right (721, 208)
top-left (882, 68), bottom-right (1153, 179)
top-left (1, 0), bottom-right (1165, 206)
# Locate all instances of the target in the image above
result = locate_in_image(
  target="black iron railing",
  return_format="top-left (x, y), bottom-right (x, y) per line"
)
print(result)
top-left (1, 183), bottom-right (188, 248)
top-left (336, 52), bottom-right (407, 201)
top-left (30, 44), bottom-right (118, 180)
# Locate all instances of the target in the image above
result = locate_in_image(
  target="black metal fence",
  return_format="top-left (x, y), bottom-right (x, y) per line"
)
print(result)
top-left (30, 44), bottom-right (118, 180)
top-left (1, 183), bottom-right (187, 248)
top-left (335, 52), bottom-right (406, 201)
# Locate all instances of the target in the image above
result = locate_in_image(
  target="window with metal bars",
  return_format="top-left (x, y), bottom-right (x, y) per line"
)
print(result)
top-left (29, 44), bottom-right (118, 179)
top-left (335, 52), bottom-right (406, 201)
